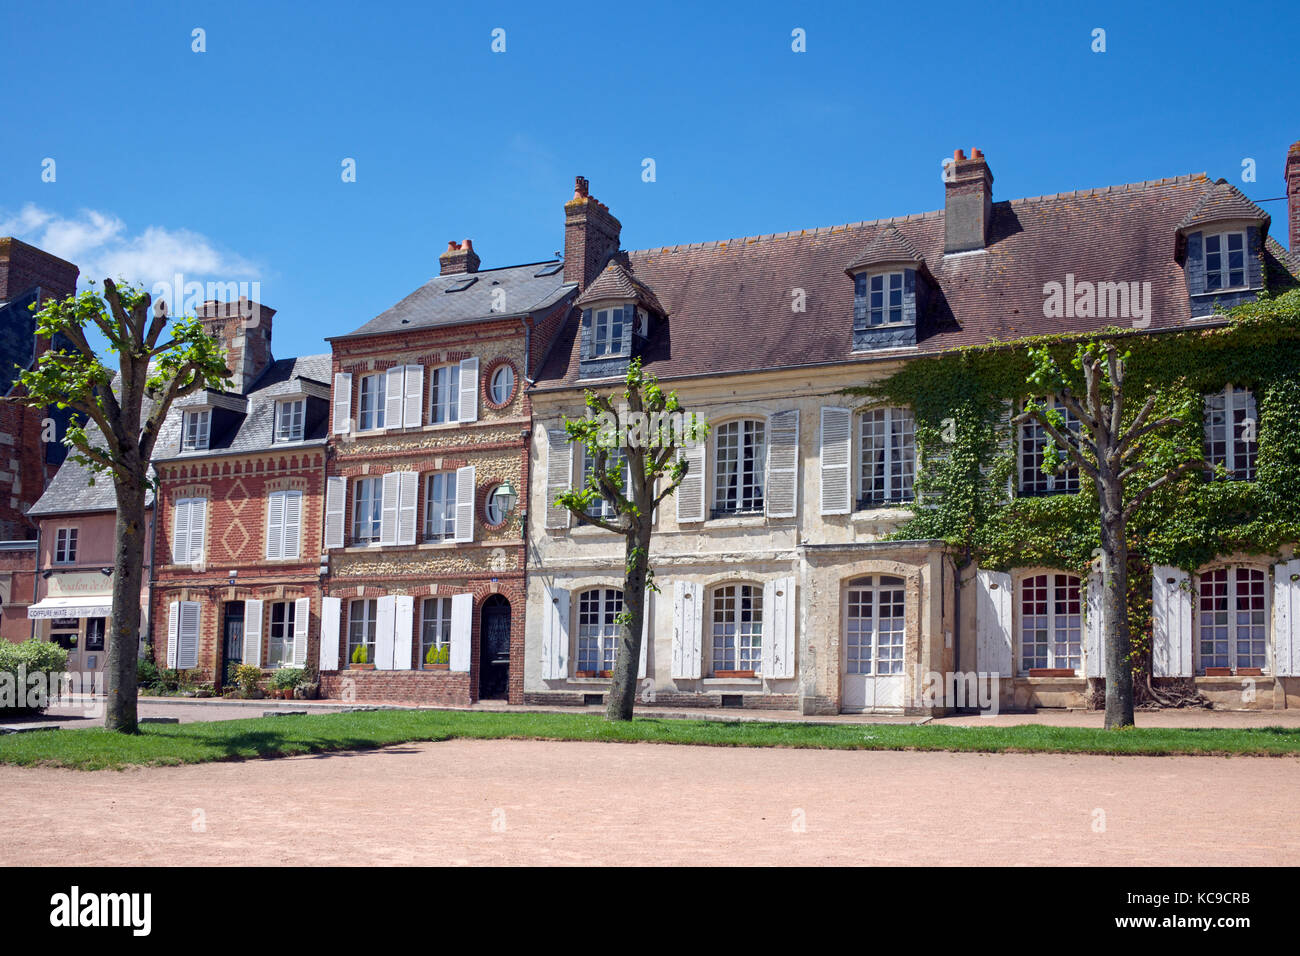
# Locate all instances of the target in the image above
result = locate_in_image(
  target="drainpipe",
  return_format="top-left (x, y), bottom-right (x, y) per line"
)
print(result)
top-left (30, 526), bottom-right (40, 640)
top-left (518, 316), bottom-right (537, 386)
top-left (145, 503), bottom-right (157, 657)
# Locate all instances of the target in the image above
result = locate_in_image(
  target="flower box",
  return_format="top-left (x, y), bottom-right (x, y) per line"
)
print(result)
top-left (424, 663), bottom-right (449, 672)
top-left (713, 670), bottom-right (755, 679)
top-left (1027, 668), bottom-right (1076, 678)
top-left (1237, 667), bottom-right (1264, 676)
top-left (575, 670), bottom-right (612, 678)
top-left (1204, 667), bottom-right (1233, 677)
top-left (350, 663), bottom-right (375, 671)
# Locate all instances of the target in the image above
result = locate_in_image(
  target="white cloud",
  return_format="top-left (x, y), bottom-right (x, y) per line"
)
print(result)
top-left (0, 203), bottom-right (261, 291)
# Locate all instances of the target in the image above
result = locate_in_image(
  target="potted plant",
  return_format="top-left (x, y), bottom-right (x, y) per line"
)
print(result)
top-left (424, 645), bottom-right (450, 671)
top-left (350, 645), bottom-right (373, 670)
top-left (270, 667), bottom-right (304, 698)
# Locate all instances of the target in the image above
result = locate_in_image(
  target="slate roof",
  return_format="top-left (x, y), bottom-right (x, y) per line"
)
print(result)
top-left (535, 173), bottom-right (1298, 388)
top-left (1177, 179), bottom-right (1270, 231)
top-left (574, 261), bottom-right (666, 315)
top-left (843, 225), bottom-right (925, 274)
top-left (333, 262), bottom-right (576, 340)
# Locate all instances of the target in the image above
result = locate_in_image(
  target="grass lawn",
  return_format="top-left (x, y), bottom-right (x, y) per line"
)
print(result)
top-left (1, 709), bottom-right (1300, 770)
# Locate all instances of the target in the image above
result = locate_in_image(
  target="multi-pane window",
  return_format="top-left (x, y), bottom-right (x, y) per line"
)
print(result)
top-left (351, 477), bottom-right (383, 544)
top-left (577, 588), bottom-right (622, 675)
top-left (845, 576), bottom-right (905, 676)
top-left (424, 473), bottom-right (457, 541)
top-left (583, 445), bottom-right (629, 519)
top-left (275, 399), bottom-right (305, 442)
top-left (358, 373), bottom-right (386, 430)
top-left (267, 601), bottom-right (297, 667)
top-left (429, 365), bottom-right (460, 423)
top-left (865, 271), bottom-right (905, 326)
top-left (859, 407), bottom-right (915, 507)
top-left (1019, 399), bottom-right (1080, 496)
top-left (347, 599), bottom-right (377, 667)
top-left (1019, 573), bottom-right (1082, 674)
top-left (182, 409), bottom-right (211, 451)
top-left (421, 596), bottom-right (452, 667)
top-left (1204, 385), bottom-right (1257, 481)
top-left (713, 419), bottom-right (765, 515)
top-left (592, 308), bottom-right (625, 357)
top-left (490, 365), bottom-right (515, 405)
top-left (54, 527), bottom-right (78, 564)
top-left (1198, 567), bottom-right (1267, 673)
top-left (1205, 232), bottom-right (1246, 291)
top-left (710, 584), bottom-right (762, 675)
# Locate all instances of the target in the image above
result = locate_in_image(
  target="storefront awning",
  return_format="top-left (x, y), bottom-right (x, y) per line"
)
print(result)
top-left (27, 597), bottom-right (112, 620)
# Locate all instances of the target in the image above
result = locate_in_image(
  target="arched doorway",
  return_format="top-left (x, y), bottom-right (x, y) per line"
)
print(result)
top-left (479, 594), bottom-right (511, 699)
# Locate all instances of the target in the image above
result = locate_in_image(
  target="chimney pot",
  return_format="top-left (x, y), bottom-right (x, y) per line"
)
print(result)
top-left (971, 148), bottom-right (983, 159)
top-left (439, 238), bottom-right (480, 275)
top-left (954, 149), bottom-right (966, 162)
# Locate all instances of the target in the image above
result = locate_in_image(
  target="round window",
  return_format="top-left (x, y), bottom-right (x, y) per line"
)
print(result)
top-left (489, 364), bottom-right (515, 405)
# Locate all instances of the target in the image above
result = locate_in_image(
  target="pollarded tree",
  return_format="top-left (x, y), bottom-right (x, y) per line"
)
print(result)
top-left (554, 358), bottom-right (707, 721)
top-left (10, 281), bottom-right (231, 733)
top-left (1016, 340), bottom-right (1204, 729)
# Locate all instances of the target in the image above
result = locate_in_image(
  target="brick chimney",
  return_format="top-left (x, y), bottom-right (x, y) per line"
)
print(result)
top-left (563, 176), bottom-right (622, 291)
top-left (439, 239), bottom-right (480, 276)
top-left (944, 148), bottom-right (995, 254)
top-left (195, 298), bottom-right (275, 394)
top-left (1286, 140), bottom-right (1300, 254)
top-left (0, 237), bottom-right (78, 304)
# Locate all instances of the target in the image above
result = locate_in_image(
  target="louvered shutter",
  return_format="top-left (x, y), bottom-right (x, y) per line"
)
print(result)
top-left (178, 602), bottom-right (200, 669)
top-left (172, 500), bottom-right (191, 564)
top-left (1152, 566), bottom-right (1192, 677)
top-left (545, 428), bottom-right (573, 529)
top-left (392, 595), bottom-right (414, 670)
top-left (333, 372), bottom-right (352, 434)
top-left (283, 491), bottom-right (302, 559)
top-left (675, 442), bottom-right (706, 524)
top-left (188, 499), bottom-right (206, 567)
top-left (403, 364), bottom-right (424, 428)
top-left (243, 599), bottom-right (264, 667)
top-left (166, 601), bottom-right (179, 668)
top-left (379, 472), bottom-right (400, 546)
top-left (639, 590), bottom-right (650, 679)
top-left (1273, 560), bottom-right (1300, 676)
top-left (293, 597), bottom-right (310, 666)
top-left (671, 580), bottom-right (703, 679)
top-left (820, 407), bottom-right (852, 515)
top-left (975, 570), bottom-right (1013, 678)
top-left (374, 595), bottom-right (396, 670)
top-left (324, 477), bottom-right (346, 549)
top-left (384, 366), bottom-right (405, 430)
top-left (1085, 570), bottom-right (1105, 678)
top-left (761, 576), bottom-right (796, 679)
top-left (319, 597), bottom-right (341, 670)
top-left (449, 592), bottom-right (473, 672)
top-left (765, 410), bottom-right (799, 518)
top-left (397, 471), bottom-right (418, 546)
top-left (457, 357), bottom-right (479, 423)
top-left (454, 465), bottom-right (476, 542)
top-left (266, 493), bottom-right (285, 560)
top-left (541, 585), bottom-right (569, 679)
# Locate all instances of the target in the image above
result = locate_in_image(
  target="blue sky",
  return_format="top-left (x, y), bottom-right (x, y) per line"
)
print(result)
top-left (4, 0), bottom-right (1297, 360)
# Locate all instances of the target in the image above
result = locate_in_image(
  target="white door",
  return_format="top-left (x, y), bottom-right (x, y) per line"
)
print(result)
top-left (842, 576), bottom-right (906, 712)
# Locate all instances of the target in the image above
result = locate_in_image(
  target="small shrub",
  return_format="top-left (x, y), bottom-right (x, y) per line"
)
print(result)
top-left (270, 668), bottom-right (304, 690)
top-left (425, 644), bottom-right (450, 666)
top-left (0, 639), bottom-right (69, 715)
top-left (232, 663), bottom-right (262, 699)
top-left (351, 644), bottom-right (368, 664)
top-left (137, 657), bottom-right (160, 688)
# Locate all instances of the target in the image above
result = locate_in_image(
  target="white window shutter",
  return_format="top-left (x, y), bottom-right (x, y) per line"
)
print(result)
top-left (384, 366), bottom-right (405, 430)
top-left (671, 580), bottom-right (703, 679)
top-left (172, 500), bottom-right (191, 565)
top-left (765, 410), bottom-right (799, 518)
top-left (544, 428), bottom-right (573, 529)
top-left (457, 357), bottom-right (479, 423)
top-left (454, 465), bottom-right (476, 542)
top-left (265, 493), bottom-right (285, 560)
top-left (1273, 560), bottom-right (1300, 676)
top-left (178, 602), bottom-right (200, 669)
top-left (374, 595), bottom-right (396, 670)
top-left (975, 569), bottom-right (1012, 678)
top-left (392, 595), bottom-right (414, 671)
top-left (761, 576), bottom-right (796, 679)
top-left (324, 477), bottom-right (346, 550)
top-left (188, 499), bottom-right (206, 566)
top-left (403, 364), bottom-right (424, 428)
top-left (675, 443), bottom-right (706, 524)
top-left (638, 590), bottom-right (650, 679)
top-left (333, 372), bottom-right (352, 434)
top-left (283, 491), bottom-right (302, 559)
top-left (379, 472), bottom-right (400, 546)
top-left (166, 601), bottom-right (179, 668)
top-left (820, 406), bottom-right (852, 515)
top-left (243, 599), bottom-right (264, 667)
top-left (293, 597), bottom-right (310, 666)
top-left (1152, 565), bottom-right (1192, 677)
top-left (1085, 570), bottom-right (1105, 678)
top-left (397, 471), bottom-right (418, 546)
top-left (319, 596), bottom-right (341, 670)
top-left (541, 585), bottom-right (570, 680)
top-left (449, 592), bottom-right (473, 672)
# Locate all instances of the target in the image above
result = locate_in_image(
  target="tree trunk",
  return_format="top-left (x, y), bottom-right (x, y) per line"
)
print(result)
top-left (606, 523), bottom-right (652, 721)
top-left (104, 477), bottom-right (148, 733)
top-left (1098, 494), bottom-right (1135, 729)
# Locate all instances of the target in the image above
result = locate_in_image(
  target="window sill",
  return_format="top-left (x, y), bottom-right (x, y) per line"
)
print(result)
top-left (706, 513), bottom-right (766, 528)
top-left (702, 677), bottom-right (762, 686)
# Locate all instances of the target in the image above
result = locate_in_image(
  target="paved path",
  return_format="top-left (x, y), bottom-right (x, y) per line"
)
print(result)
top-left (1, 739), bottom-right (1296, 866)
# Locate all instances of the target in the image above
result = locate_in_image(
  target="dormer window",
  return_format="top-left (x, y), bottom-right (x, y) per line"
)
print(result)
top-left (182, 409), bottom-right (211, 451)
top-left (275, 399), bottom-right (305, 442)
top-left (592, 307), bottom-right (626, 357)
top-left (866, 272), bottom-right (905, 325)
top-left (1205, 232), bottom-right (1246, 291)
